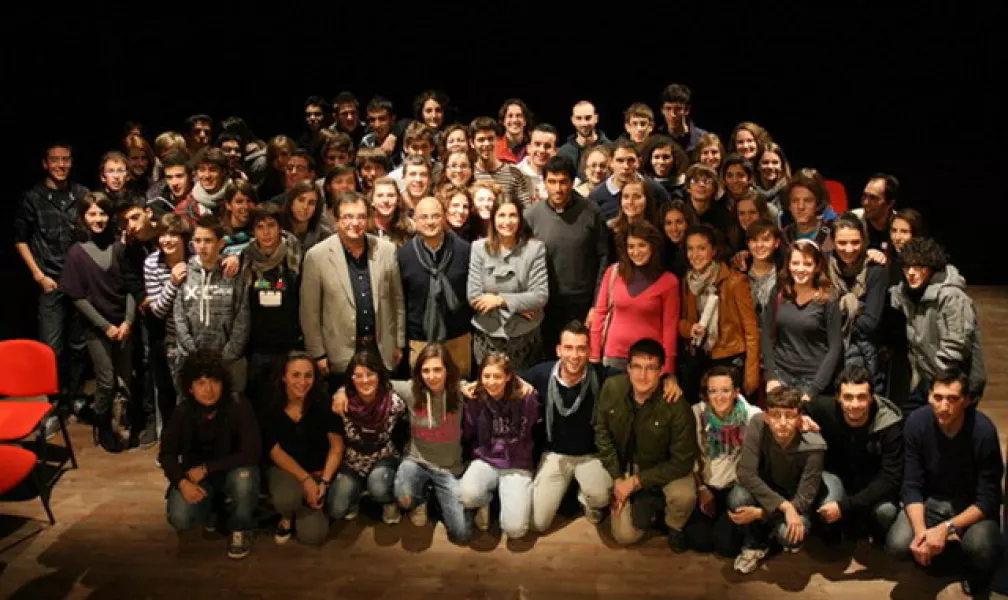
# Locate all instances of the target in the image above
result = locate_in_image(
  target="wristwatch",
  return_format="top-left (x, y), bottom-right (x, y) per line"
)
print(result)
top-left (944, 521), bottom-right (960, 538)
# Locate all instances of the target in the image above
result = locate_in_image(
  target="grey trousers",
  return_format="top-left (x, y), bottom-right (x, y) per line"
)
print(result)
top-left (268, 467), bottom-right (331, 546)
top-left (84, 327), bottom-right (132, 416)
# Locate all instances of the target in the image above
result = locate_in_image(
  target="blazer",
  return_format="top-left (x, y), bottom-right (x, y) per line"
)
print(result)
top-left (466, 238), bottom-right (548, 339)
top-left (300, 233), bottom-right (405, 372)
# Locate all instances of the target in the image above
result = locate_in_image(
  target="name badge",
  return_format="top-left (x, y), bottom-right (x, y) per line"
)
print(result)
top-left (259, 290), bottom-right (282, 307)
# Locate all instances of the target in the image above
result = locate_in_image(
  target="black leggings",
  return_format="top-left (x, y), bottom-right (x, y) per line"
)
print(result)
top-left (683, 486), bottom-right (743, 557)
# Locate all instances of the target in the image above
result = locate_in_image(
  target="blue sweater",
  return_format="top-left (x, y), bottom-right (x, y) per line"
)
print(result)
top-left (902, 406), bottom-right (1004, 520)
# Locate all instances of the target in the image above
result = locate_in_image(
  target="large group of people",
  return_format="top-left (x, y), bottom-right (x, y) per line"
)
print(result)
top-left (13, 83), bottom-right (1001, 596)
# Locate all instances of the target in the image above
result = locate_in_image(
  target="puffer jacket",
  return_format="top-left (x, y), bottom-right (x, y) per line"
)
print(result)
top-left (890, 264), bottom-right (986, 400)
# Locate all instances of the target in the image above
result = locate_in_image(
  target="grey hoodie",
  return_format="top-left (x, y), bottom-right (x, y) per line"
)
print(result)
top-left (737, 412), bottom-right (827, 516)
top-left (174, 254), bottom-right (250, 361)
top-left (890, 264), bottom-right (986, 399)
top-left (392, 380), bottom-right (464, 475)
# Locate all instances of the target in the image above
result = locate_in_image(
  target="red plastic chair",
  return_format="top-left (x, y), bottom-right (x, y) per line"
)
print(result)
top-left (0, 339), bottom-right (78, 524)
top-left (0, 444), bottom-right (53, 524)
top-left (824, 179), bottom-right (848, 214)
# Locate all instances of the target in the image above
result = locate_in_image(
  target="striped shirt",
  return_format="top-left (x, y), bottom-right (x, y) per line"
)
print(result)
top-left (474, 162), bottom-right (532, 209)
top-left (144, 250), bottom-right (182, 340)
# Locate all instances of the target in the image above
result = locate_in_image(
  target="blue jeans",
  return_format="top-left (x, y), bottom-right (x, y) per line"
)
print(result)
top-left (727, 473), bottom-right (844, 551)
top-left (38, 288), bottom-right (87, 405)
top-left (394, 458), bottom-right (472, 543)
top-left (819, 471), bottom-right (899, 541)
top-left (886, 497), bottom-right (1003, 588)
top-left (458, 459), bottom-right (533, 539)
top-left (166, 466), bottom-right (260, 532)
top-left (328, 458), bottom-right (399, 519)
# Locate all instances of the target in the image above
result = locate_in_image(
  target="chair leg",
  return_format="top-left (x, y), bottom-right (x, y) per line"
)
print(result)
top-left (59, 414), bottom-right (78, 470)
top-left (31, 469), bottom-right (56, 525)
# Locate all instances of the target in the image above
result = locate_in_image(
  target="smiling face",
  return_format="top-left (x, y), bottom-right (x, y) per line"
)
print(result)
top-left (699, 144), bottom-right (722, 169)
top-left (724, 164), bottom-right (751, 197)
top-left (503, 104), bottom-right (526, 138)
top-left (367, 109), bottom-right (392, 139)
top-left (305, 104), bottom-right (325, 131)
top-left (159, 231), bottom-right (185, 258)
top-left (861, 178), bottom-right (890, 222)
top-left (83, 202), bottom-right (110, 234)
top-left (446, 193), bottom-right (470, 229)
top-left (788, 248), bottom-right (816, 286)
top-left (127, 147), bottom-right (150, 179)
top-left (760, 151), bottom-right (783, 185)
top-left (689, 173), bottom-right (715, 202)
top-left (837, 381), bottom-right (872, 427)
top-left (705, 374), bottom-right (738, 418)
top-left (584, 149), bottom-right (610, 186)
top-left (571, 103), bottom-right (598, 137)
top-left (620, 182), bottom-right (647, 221)
top-left (283, 358), bottom-right (315, 401)
top-left (414, 197), bottom-right (445, 240)
top-left (421, 99), bottom-right (444, 128)
top-left (480, 363), bottom-right (511, 399)
top-left (226, 192), bottom-right (252, 227)
top-left (650, 145), bottom-right (674, 178)
top-left (736, 197), bottom-right (760, 232)
top-left (556, 330), bottom-right (589, 379)
top-left (197, 162), bottom-right (225, 193)
top-left (420, 356), bottom-right (447, 395)
top-left (371, 182), bottom-right (399, 219)
top-left (473, 188), bottom-right (495, 221)
top-left (445, 152), bottom-right (473, 187)
top-left (686, 232), bottom-right (715, 271)
top-left (890, 216), bottom-right (913, 253)
top-left (493, 202), bottom-right (521, 241)
top-left (43, 146), bottom-right (72, 184)
top-left (626, 235), bottom-right (653, 267)
top-left (404, 164), bottom-right (431, 199)
top-left (747, 230), bottom-right (779, 262)
top-left (472, 129), bottom-right (496, 161)
top-left (834, 226), bottom-right (864, 266)
top-left (734, 129), bottom-right (759, 159)
top-left (351, 365), bottom-right (379, 401)
top-left (291, 190), bottom-right (318, 225)
top-left (254, 216), bottom-right (281, 253)
top-left (528, 130), bottom-right (557, 169)
top-left (445, 128), bottom-right (469, 155)
top-left (663, 207), bottom-right (688, 243)
top-left (545, 170), bottom-right (573, 209)
top-left (337, 199), bottom-right (368, 244)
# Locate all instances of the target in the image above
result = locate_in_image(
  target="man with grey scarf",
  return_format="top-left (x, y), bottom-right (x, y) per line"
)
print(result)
top-left (521, 321), bottom-right (614, 532)
top-left (397, 197), bottom-right (473, 376)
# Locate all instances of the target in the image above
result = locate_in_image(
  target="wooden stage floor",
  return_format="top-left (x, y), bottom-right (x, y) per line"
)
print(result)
top-left (3, 287), bottom-right (1008, 600)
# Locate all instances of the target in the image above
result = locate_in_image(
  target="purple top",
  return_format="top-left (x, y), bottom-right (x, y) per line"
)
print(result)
top-left (462, 390), bottom-right (539, 471)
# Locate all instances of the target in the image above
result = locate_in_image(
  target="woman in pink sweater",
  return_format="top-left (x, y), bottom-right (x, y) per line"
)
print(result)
top-left (590, 221), bottom-right (680, 373)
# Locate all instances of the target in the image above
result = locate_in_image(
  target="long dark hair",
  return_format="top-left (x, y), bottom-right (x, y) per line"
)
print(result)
top-left (344, 348), bottom-right (392, 402)
top-left (411, 343), bottom-right (461, 415)
top-left (779, 239), bottom-right (835, 303)
top-left (75, 191), bottom-right (115, 241)
top-left (269, 351), bottom-right (326, 415)
top-left (617, 221), bottom-right (665, 281)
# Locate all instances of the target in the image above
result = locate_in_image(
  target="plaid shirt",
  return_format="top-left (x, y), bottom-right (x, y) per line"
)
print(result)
top-left (13, 182), bottom-right (89, 278)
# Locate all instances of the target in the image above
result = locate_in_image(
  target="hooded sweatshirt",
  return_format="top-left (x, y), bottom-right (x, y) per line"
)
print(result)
top-left (737, 412), bottom-right (827, 516)
top-left (173, 254), bottom-right (250, 361)
top-left (804, 394), bottom-right (903, 514)
top-left (693, 396), bottom-right (762, 490)
top-left (393, 380), bottom-right (464, 475)
top-left (890, 264), bottom-right (986, 400)
top-left (462, 389), bottom-right (539, 471)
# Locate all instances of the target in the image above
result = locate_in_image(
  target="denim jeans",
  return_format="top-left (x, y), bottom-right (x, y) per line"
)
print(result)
top-left (151, 334), bottom-right (177, 433)
top-left (328, 458), bottom-right (399, 519)
top-left (38, 288), bottom-right (87, 406)
top-left (819, 471), bottom-right (899, 541)
top-left (130, 315), bottom-right (155, 430)
top-left (166, 466), bottom-right (260, 532)
top-left (886, 497), bottom-right (1003, 588)
top-left (727, 472), bottom-right (844, 551)
top-left (459, 459), bottom-right (533, 539)
top-left (394, 458), bottom-right (472, 543)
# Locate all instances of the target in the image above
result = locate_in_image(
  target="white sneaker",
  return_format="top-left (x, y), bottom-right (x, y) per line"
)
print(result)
top-left (382, 503), bottom-right (401, 525)
top-left (734, 548), bottom-right (769, 574)
top-left (344, 506), bottom-right (359, 521)
top-left (408, 503), bottom-right (428, 527)
top-left (474, 506), bottom-right (490, 531)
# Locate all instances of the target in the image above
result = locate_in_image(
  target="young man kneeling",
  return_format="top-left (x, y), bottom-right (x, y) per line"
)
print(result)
top-left (159, 350), bottom-right (262, 559)
top-left (730, 386), bottom-right (834, 573)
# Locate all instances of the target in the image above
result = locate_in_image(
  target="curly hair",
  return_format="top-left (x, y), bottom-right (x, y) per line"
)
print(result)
top-left (900, 237), bottom-right (948, 271)
top-left (179, 349), bottom-right (234, 405)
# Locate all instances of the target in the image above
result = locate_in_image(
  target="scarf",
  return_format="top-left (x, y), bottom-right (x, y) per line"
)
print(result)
top-left (241, 232), bottom-right (302, 289)
top-left (687, 261), bottom-right (720, 352)
top-left (701, 398), bottom-right (748, 459)
top-left (412, 235), bottom-right (459, 342)
top-left (545, 363), bottom-right (599, 443)
top-left (828, 255), bottom-right (867, 345)
top-left (347, 389), bottom-right (394, 433)
top-left (192, 181), bottom-right (228, 211)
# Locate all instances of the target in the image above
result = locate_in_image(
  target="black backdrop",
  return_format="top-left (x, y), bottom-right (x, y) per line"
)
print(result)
top-left (3, 5), bottom-right (1005, 340)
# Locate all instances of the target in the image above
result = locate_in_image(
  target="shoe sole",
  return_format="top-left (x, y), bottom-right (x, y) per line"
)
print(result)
top-left (274, 534), bottom-right (292, 545)
top-left (227, 550), bottom-right (250, 560)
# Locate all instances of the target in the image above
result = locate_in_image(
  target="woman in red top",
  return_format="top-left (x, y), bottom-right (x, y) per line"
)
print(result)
top-left (590, 221), bottom-right (679, 374)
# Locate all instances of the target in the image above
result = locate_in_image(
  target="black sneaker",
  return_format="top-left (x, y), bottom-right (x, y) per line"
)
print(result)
top-left (668, 528), bottom-right (688, 553)
top-left (227, 531), bottom-right (251, 559)
top-left (204, 511), bottom-right (219, 534)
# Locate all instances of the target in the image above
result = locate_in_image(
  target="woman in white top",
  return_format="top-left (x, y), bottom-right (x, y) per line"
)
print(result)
top-left (683, 365), bottom-right (762, 556)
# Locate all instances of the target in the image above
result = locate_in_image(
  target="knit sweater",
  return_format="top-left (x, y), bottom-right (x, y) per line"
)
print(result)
top-left (736, 413), bottom-right (826, 516)
top-left (173, 254), bottom-right (250, 360)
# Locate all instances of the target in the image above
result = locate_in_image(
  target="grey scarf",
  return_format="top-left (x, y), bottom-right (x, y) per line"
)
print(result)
top-left (687, 262), bottom-right (721, 352)
top-left (192, 181), bottom-right (229, 211)
top-left (241, 232), bottom-right (302, 289)
top-left (828, 255), bottom-right (867, 346)
top-left (413, 235), bottom-right (458, 342)
top-left (546, 362), bottom-right (599, 443)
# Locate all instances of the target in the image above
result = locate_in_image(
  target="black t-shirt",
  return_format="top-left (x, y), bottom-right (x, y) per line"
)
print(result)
top-left (264, 402), bottom-right (344, 474)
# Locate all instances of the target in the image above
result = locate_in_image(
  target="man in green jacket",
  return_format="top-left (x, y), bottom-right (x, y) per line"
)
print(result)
top-left (594, 338), bottom-right (698, 550)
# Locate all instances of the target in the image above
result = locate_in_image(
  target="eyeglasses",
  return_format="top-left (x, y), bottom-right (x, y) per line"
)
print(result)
top-left (628, 363), bottom-right (661, 374)
top-left (690, 177), bottom-right (714, 186)
top-left (340, 214), bottom-right (368, 223)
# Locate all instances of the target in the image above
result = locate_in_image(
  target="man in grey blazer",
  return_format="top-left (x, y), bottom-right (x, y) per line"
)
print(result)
top-left (300, 191), bottom-right (405, 388)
